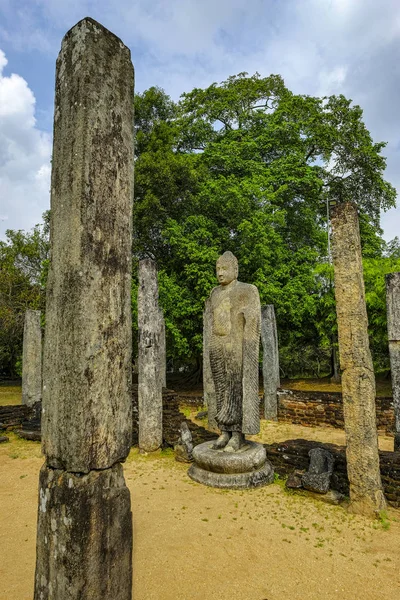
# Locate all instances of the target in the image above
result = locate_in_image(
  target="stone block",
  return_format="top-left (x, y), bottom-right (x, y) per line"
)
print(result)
top-left (34, 462), bottom-right (132, 600)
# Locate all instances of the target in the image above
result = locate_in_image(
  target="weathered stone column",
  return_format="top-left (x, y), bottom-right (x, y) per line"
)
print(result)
top-left (261, 305), bottom-right (280, 420)
top-left (22, 309), bottom-right (42, 406)
top-left (331, 202), bottom-right (386, 517)
top-left (385, 272), bottom-right (400, 451)
top-left (138, 258), bottom-right (163, 452)
top-left (203, 298), bottom-right (218, 431)
top-left (34, 18), bottom-right (134, 600)
top-left (160, 308), bottom-right (167, 388)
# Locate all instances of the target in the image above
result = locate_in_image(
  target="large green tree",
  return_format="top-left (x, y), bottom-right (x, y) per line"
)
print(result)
top-left (0, 220), bottom-right (49, 377)
top-left (133, 74), bottom-right (396, 375)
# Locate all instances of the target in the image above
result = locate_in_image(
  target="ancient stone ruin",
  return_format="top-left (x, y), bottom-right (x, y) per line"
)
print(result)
top-left (34, 18), bottom-right (134, 600)
top-left (190, 251), bottom-right (274, 488)
top-left (331, 202), bottom-right (386, 516)
top-left (261, 304), bottom-right (280, 420)
top-left (386, 271), bottom-right (400, 451)
top-left (22, 309), bottom-right (42, 407)
top-left (138, 258), bottom-right (163, 452)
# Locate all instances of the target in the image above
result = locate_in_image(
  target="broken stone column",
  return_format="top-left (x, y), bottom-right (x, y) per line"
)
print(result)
top-left (34, 18), bottom-right (134, 600)
top-left (138, 258), bottom-right (163, 452)
top-left (203, 298), bottom-right (217, 431)
top-left (261, 305), bottom-right (280, 420)
top-left (331, 202), bottom-right (386, 517)
top-left (385, 272), bottom-right (400, 451)
top-left (22, 309), bottom-right (42, 406)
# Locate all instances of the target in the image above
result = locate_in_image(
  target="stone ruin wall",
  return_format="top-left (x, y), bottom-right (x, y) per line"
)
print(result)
top-left (277, 389), bottom-right (395, 436)
top-left (265, 438), bottom-right (400, 508)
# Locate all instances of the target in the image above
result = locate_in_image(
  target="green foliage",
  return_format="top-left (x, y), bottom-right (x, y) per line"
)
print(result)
top-left (1, 75), bottom-right (397, 379)
top-left (133, 73), bottom-right (396, 372)
top-left (0, 219), bottom-right (49, 377)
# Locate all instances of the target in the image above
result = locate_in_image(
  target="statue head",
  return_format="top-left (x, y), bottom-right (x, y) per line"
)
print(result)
top-left (216, 251), bottom-right (238, 286)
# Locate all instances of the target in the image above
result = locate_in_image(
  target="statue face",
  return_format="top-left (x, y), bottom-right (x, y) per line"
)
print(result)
top-left (216, 260), bottom-right (236, 286)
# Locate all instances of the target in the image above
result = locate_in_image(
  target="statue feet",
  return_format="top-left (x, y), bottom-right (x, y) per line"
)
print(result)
top-left (224, 432), bottom-right (245, 453)
top-left (212, 431), bottom-right (231, 450)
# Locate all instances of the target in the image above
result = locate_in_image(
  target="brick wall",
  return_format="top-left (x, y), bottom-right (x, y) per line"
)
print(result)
top-left (278, 389), bottom-right (395, 435)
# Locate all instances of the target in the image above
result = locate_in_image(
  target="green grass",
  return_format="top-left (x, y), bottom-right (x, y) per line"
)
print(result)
top-left (0, 384), bottom-right (22, 406)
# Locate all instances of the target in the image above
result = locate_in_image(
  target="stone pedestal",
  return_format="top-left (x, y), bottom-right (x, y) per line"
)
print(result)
top-left (188, 441), bottom-right (274, 489)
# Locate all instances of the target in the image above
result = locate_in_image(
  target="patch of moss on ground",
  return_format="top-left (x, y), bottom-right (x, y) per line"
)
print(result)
top-left (0, 384), bottom-right (22, 406)
top-left (0, 431), bottom-right (42, 460)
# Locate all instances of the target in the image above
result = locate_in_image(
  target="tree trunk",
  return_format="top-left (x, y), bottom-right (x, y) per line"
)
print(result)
top-left (331, 202), bottom-right (386, 517)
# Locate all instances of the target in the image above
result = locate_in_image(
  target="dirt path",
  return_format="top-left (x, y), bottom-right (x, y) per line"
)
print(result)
top-left (1, 428), bottom-right (400, 600)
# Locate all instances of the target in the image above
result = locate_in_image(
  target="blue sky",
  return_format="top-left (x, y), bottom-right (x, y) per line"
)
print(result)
top-left (0, 0), bottom-right (399, 241)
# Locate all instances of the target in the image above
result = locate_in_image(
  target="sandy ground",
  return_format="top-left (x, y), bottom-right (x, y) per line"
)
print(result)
top-left (1, 425), bottom-right (400, 600)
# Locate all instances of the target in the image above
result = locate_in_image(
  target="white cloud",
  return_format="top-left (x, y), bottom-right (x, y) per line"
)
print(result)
top-left (0, 0), bottom-right (399, 239)
top-left (0, 49), bottom-right (51, 239)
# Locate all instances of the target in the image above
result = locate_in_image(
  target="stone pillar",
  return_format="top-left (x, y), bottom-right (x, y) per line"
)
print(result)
top-left (385, 272), bottom-right (400, 451)
top-left (34, 18), bottom-right (134, 600)
top-left (261, 305), bottom-right (280, 420)
top-left (22, 309), bottom-right (42, 406)
top-left (203, 298), bottom-right (217, 431)
top-left (159, 308), bottom-right (167, 388)
top-left (331, 202), bottom-right (386, 517)
top-left (138, 259), bottom-right (163, 452)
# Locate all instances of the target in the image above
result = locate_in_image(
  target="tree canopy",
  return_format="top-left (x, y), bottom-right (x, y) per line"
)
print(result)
top-left (133, 73), bottom-right (396, 375)
top-left (0, 73), bottom-right (397, 379)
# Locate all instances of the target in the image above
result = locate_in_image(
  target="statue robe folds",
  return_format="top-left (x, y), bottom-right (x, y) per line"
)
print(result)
top-left (205, 280), bottom-right (261, 435)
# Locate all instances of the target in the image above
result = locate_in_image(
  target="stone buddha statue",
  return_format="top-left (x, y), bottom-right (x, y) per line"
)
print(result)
top-left (206, 251), bottom-right (261, 452)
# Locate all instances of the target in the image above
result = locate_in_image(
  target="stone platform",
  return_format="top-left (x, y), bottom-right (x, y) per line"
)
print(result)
top-left (188, 440), bottom-right (274, 489)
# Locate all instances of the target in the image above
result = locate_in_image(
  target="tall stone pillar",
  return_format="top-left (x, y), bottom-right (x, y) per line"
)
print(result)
top-left (138, 259), bottom-right (163, 452)
top-left (34, 18), bottom-right (134, 600)
top-left (331, 202), bottom-right (386, 517)
top-left (385, 272), bottom-right (400, 451)
top-left (22, 309), bottom-right (42, 406)
top-left (261, 305), bottom-right (280, 420)
top-left (203, 298), bottom-right (218, 431)
top-left (160, 308), bottom-right (167, 388)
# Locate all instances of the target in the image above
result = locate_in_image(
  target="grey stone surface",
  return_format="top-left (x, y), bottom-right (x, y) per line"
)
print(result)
top-left (306, 489), bottom-right (345, 505)
top-left (174, 422), bottom-right (194, 463)
top-left (188, 441), bottom-right (274, 489)
top-left (160, 309), bottom-right (167, 388)
top-left (192, 440), bottom-right (266, 474)
top-left (34, 18), bottom-right (134, 600)
top-left (203, 297), bottom-right (217, 431)
top-left (331, 202), bottom-right (386, 516)
top-left (386, 272), bottom-right (400, 340)
top-left (138, 258), bottom-right (163, 452)
top-left (386, 273), bottom-right (400, 446)
top-left (34, 463), bottom-right (132, 600)
top-left (204, 251), bottom-right (261, 451)
top-left (302, 447), bottom-right (335, 494)
top-left (286, 471), bottom-right (303, 489)
top-left (41, 18), bottom-right (134, 473)
top-left (0, 435), bottom-right (8, 443)
top-left (22, 310), bottom-right (42, 407)
top-left (261, 304), bottom-right (280, 420)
